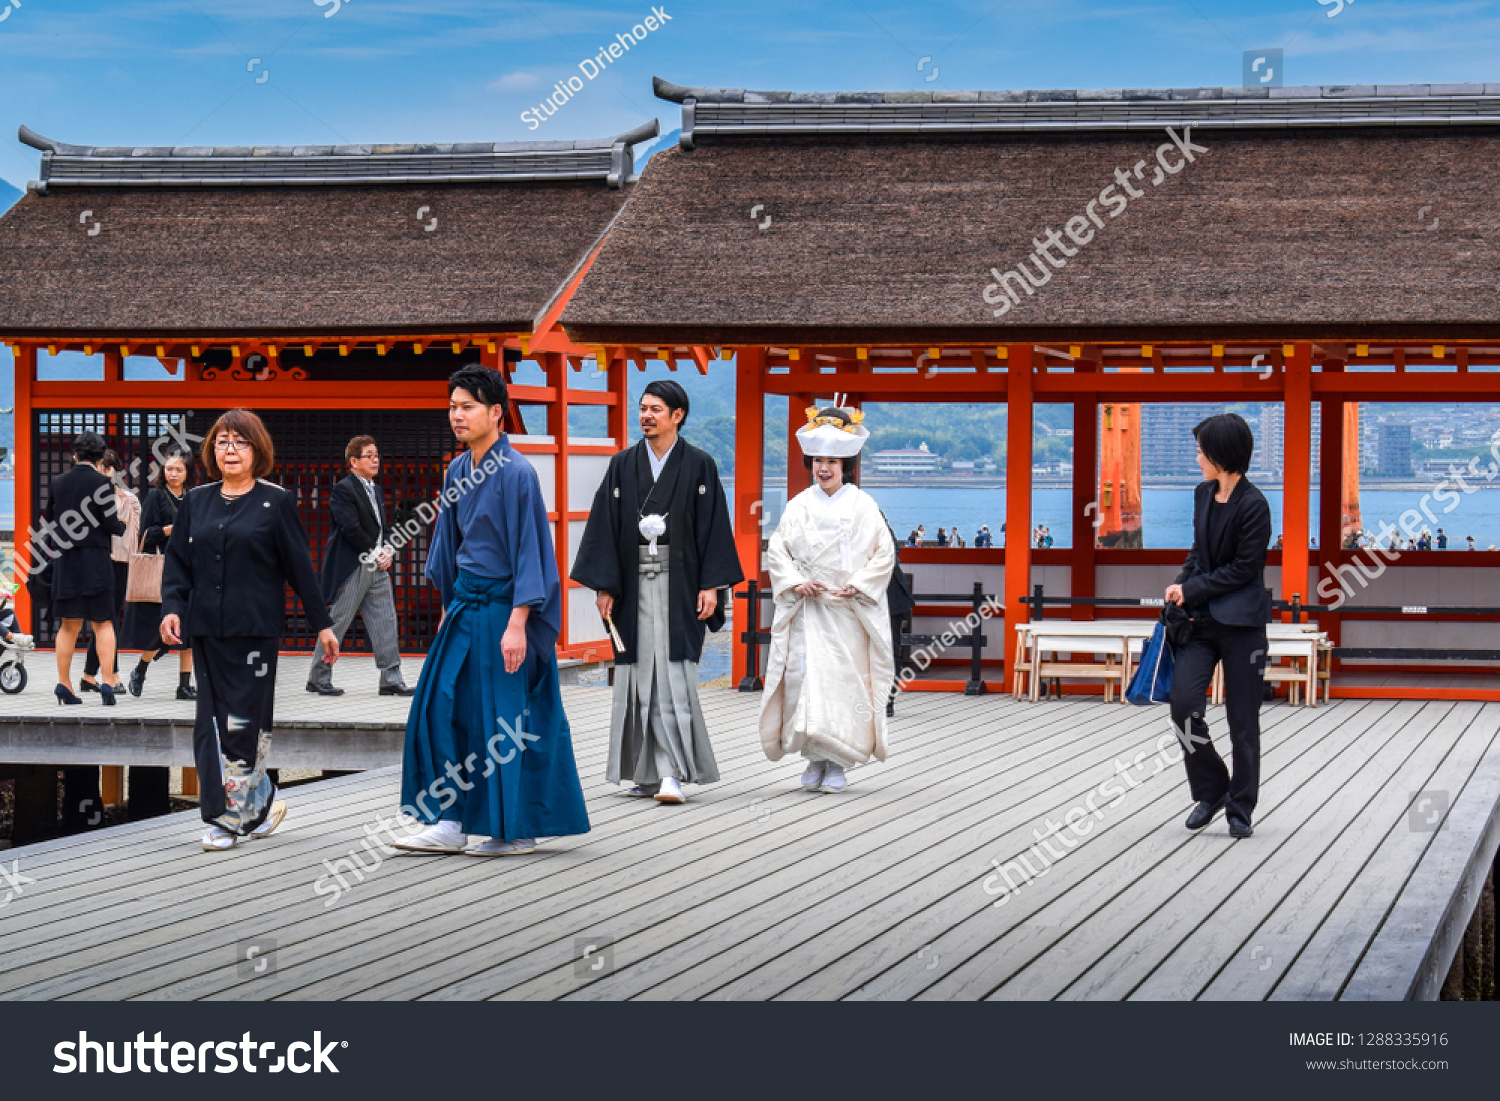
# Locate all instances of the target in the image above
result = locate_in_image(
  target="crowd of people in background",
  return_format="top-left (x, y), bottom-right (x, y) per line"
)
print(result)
top-left (904, 523), bottom-right (1001, 548)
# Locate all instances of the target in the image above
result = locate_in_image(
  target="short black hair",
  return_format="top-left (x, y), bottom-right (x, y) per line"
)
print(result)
top-left (1193, 413), bottom-right (1254, 476)
top-left (72, 431), bottom-right (106, 463)
top-left (448, 363), bottom-right (508, 413)
top-left (642, 379), bottom-right (690, 426)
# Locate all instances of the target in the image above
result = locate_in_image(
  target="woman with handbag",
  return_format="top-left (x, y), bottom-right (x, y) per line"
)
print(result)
top-left (79, 450), bottom-right (139, 695)
top-left (1164, 413), bottom-right (1272, 840)
top-left (121, 450), bottom-right (197, 699)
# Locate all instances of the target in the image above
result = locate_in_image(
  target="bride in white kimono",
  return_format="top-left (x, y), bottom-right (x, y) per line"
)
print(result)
top-left (759, 404), bottom-right (896, 793)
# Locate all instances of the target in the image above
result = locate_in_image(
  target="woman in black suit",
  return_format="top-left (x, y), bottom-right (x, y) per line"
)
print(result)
top-left (161, 409), bottom-right (339, 852)
top-left (1165, 414), bottom-right (1272, 840)
top-left (121, 449), bottom-right (198, 699)
top-left (47, 431), bottom-right (125, 705)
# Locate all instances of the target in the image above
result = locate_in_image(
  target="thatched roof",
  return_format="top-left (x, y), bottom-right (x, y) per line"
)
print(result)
top-left (559, 80), bottom-right (1500, 345)
top-left (0, 122), bottom-right (657, 338)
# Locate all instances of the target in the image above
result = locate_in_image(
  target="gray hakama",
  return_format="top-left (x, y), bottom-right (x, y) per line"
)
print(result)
top-left (606, 545), bottom-right (720, 788)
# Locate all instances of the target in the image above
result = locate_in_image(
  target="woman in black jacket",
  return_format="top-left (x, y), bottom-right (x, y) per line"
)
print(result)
top-left (1165, 414), bottom-right (1272, 840)
top-left (161, 409), bottom-right (339, 852)
top-left (47, 431), bottom-right (125, 705)
top-left (121, 449), bottom-right (197, 699)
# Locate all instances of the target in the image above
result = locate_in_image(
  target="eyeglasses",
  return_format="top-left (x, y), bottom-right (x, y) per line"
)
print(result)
top-left (214, 439), bottom-right (251, 453)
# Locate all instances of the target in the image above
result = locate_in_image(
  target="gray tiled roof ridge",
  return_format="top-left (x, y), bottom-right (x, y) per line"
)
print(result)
top-left (18, 119), bottom-right (660, 159)
top-left (653, 76), bottom-right (1500, 104)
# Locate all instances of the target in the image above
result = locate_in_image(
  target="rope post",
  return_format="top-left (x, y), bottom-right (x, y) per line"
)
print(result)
top-left (966, 581), bottom-right (988, 696)
top-left (1292, 592), bottom-right (1303, 624)
top-left (737, 580), bottom-right (764, 691)
top-left (1033, 582), bottom-right (1046, 621)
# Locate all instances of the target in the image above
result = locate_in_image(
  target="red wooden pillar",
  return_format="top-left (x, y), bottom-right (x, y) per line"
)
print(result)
top-left (1282, 342), bottom-right (1314, 616)
top-left (544, 351), bottom-right (571, 650)
top-left (1318, 357), bottom-right (1346, 644)
top-left (13, 345), bottom-right (35, 629)
top-left (1003, 345), bottom-right (1035, 693)
top-left (608, 347), bottom-right (629, 446)
top-left (1071, 386), bottom-right (1098, 621)
top-left (733, 349), bottom-right (767, 686)
top-left (787, 392), bottom-right (811, 498)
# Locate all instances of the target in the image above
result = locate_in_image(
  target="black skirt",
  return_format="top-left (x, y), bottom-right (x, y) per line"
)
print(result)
top-left (51, 545), bottom-right (113, 603)
top-left (54, 589), bottom-right (115, 621)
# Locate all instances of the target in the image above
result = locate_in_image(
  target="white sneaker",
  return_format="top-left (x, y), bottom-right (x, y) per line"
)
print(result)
top-left (202, 825), bottom-right (237, 852)
top-left (247, 800), bottom-right (287, 839)
top-left (819, 764), bottom-right (848, 793)
top-left (800, 760), bottom-right (828, 790)
top-left (654, 776), bottom-right (686, 804)
top-left (390, 819), bottom-right (467, 853)
top-left (4, 633), bottom-right (34, 651)
top-left (464, 837), bottom-right (537, 857)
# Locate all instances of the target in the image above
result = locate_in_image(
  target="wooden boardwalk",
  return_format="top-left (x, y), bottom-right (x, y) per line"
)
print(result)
top-left (1, 688), bottom-right (1497, 1000)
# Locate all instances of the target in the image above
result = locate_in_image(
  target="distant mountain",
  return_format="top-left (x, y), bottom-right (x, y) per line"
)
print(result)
top-left (0, 177), bottom-right (21, 213)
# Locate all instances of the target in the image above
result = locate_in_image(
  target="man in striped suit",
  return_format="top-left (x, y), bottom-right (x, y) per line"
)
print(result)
top-left (308, 435), bottom-right (412, 696)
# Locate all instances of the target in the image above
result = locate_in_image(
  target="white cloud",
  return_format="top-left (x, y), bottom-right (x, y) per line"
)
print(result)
top-left (488, 71), bottom-right (545, 91)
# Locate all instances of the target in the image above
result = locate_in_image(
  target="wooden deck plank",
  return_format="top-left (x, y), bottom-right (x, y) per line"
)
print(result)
top-left (259, 695), bottom-right (1088, 1001)
top-left (1106, 703), bottom-right (1488, 999)
top-left (986, 701), bottom-right (1435, 1001)
top-left (4, 692), bottom-right (986, 999)
top-left (450, 702), bottom-right (1179, 1000)
top-left (1270, 701), bottom-right (1500, 1000)
top-left (583, 703), bottom-right (1226, 1002)
top-left (3, 687), bottom-right (1497, 1002)
top-left (798, 702), bottom-right (1380, 1002)
top-left (1153, 703), bottom-right (1485, 1000)
top-left (1340, 712), bottom-right (1500, 999)
top-left (901, 700), bottom-right (1385, 1001)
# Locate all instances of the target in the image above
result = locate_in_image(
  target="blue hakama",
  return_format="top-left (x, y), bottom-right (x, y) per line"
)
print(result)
top-left (400, 438), bottom-right (590, 842)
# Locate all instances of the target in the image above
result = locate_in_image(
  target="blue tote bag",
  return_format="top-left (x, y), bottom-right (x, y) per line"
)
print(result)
top-left (1125, 621), bottom-right (1174, 705)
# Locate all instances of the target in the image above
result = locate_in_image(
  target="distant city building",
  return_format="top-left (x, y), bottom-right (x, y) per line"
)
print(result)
top-left (1377, 422), bottom-right (1414, 477)
top-left (872, 442), bottom-right (940, 476)
top-left (1140, 403), bottom-right (1221, 477)
top-left (1258, 403), bottom-right (1322, 479)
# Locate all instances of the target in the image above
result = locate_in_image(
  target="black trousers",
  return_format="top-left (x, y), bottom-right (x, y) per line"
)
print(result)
top-left (191, 636), bottom-right (279, 826)
top-left (1167, 616), bottom-right (1267, 823)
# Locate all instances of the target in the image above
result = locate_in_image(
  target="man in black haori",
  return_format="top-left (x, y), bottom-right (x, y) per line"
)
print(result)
top-left (571, 380), bottom-right (743, 805)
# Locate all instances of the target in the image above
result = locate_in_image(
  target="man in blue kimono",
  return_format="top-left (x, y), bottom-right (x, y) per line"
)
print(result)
top-left (393, 364), bottom-right (590, 856)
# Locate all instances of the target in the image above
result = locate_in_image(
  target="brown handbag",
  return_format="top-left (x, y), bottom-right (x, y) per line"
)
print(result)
top-left (125, 530), bottom-right (164, 604)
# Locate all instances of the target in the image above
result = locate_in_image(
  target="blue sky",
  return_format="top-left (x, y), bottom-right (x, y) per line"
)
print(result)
top-left (2, 0), bottom-right (1498, 193)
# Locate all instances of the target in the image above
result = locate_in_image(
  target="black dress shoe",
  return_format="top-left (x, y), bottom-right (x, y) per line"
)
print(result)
top-left (306, 682), bottom-right (345, 696)
top-left (176, 684), bottom-right (197, 701)
top-left (379, 684), bottom-right (416, 697)
top-left (1185, 794), bottom-right (1229, 830)
top-left (1228, 815), bottom-right (1254, 838)
top-left (128, 665), bottom-right (147, 697)
top-left (79, 679), bottom-right (100, 693)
